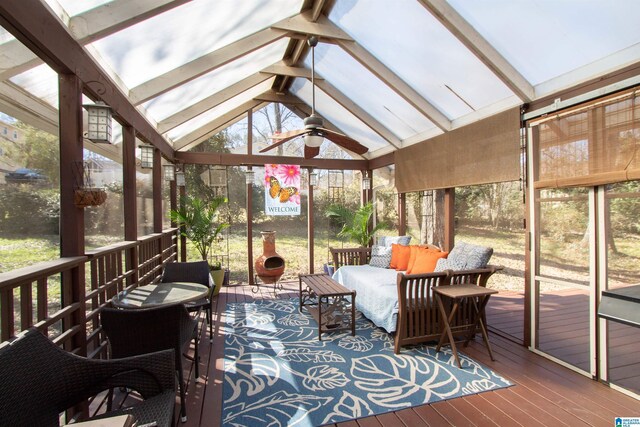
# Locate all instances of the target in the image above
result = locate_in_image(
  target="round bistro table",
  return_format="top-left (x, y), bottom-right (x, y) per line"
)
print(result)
top-left (111, 282), bottom-right (209, 309)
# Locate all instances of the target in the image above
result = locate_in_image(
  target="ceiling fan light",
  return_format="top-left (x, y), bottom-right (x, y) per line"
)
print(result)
top-left (304, 133), bottom-right (324, 148)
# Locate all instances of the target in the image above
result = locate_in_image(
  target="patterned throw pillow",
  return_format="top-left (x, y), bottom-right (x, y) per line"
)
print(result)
top-left (434, 241), bottom-right (493, 272)
top-left (378, 235), bottom-right (411, 247)
top-left (369, 245), bottom-right (393, 268)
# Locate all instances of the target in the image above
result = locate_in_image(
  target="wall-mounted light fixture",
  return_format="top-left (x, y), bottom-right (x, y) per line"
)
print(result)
top-left (139, 144), bottom-right (154, 169)
top-left (163, 164), bottom-right (175, 181)
top-left (245, 168), bottom-right (255, 185)
top-left (83, 101), bottom-right (112, 143)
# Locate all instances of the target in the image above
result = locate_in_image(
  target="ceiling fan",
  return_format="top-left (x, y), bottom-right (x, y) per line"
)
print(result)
top-left (260, 36), bottom-right (369, 159)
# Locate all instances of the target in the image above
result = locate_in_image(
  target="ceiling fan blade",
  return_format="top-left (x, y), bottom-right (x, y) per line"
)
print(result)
top-left (320, 129), bottom-right (369, 155)
top-left (270, 129), bottom-right (307, 140)
top-left (260, 130), bottom-right (308, 153)
top-left (304, 145), bottom-right (320, 159)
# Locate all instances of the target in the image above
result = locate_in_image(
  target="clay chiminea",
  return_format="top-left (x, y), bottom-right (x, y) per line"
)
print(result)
top-left (254, 231), bottom-right (285, 284)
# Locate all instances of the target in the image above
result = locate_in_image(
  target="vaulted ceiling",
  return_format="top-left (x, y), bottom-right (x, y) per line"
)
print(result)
top-left (1, 0), bottom-right (640, 162)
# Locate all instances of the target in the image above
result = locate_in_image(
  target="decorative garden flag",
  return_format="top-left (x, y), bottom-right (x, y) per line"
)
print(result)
top-left (264, 164), bottom-right (300, 216)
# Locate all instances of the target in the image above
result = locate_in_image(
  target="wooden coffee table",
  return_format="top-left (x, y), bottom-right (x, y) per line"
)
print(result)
top-left (299, 274), bottom-right (356, 340)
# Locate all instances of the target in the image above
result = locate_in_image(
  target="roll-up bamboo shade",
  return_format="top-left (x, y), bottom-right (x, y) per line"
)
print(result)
top-left (395, 107), bottom-right (520, 193)
top-left (530, 88), bottom-right (640, 189)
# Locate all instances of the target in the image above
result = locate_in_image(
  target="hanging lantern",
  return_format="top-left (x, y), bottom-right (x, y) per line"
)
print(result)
top-left (83, 101), bottom-right (112, 143)
top-left (139, 144), bottom-right (154, 169)
top-left (163, 164), bottom-right (175, 181)
top-left (362, 175), bottom-right (371, 191)
top-left (245, 168), bottom-right (255, 185)
top-left (175, 171), bottom-right (186, 187)
top-left (309, 169), bottom-right (318, 187)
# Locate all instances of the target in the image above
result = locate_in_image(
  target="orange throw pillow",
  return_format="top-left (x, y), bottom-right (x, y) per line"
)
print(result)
top-left (390, 243), bottom-right (411, 271)
top-left (406, 245), bottom-right (419, 272)
top-left (407, 248), bottom-right (449, 275)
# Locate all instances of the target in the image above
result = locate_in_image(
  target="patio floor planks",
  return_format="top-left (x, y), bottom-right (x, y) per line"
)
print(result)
top-left (177, 282), bottom-right (639, 427)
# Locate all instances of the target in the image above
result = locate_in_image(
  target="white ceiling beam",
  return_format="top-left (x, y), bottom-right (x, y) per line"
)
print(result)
top-left (271, 11), bottom-right (353, 42)
top-left (157, 72), bottom-right (272, 134)
top-left (253, 90), bottom-right (304, 105)
top-left (337, 38), bottom-right (451, 132)
top-left (69, 0), bottom-right (191, 43)
top-left (314, 78), bottom-right (402, 149)
top-left (0, 0), bottom-right (190, 81)
top-left (418, 0), bottom-right (534, 102)
top-left (174, 99), bottom-right (265, 151)
top-left (128, 27), bottom-right (289, 105)
top-left (261, 61), bottom-right (321, 80)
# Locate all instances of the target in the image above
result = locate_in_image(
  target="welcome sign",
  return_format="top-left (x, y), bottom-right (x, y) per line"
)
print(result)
top-left (264, 164), bottom-right (300, 216)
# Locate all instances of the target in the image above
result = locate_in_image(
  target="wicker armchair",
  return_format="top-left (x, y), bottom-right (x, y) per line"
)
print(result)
top-left (0, 328), bottom-right (175, 427)
top-left (161, 260), bottom-right (213, 339)
top-left (101, 303), bottom-right (199, 423)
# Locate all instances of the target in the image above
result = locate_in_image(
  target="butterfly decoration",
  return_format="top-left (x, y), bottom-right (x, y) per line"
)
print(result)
top-left (268, 176), bottom-right (298, 203)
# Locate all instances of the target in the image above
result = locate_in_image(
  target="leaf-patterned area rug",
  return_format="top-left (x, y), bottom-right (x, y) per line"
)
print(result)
top-left (222, 298), bottom-right (511, 427)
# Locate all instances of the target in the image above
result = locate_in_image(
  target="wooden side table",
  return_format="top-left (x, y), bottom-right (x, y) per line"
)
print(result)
top-left (299, 273), bottom-right (356, 340)
top-left (434, 284), bottom-right (498, 368)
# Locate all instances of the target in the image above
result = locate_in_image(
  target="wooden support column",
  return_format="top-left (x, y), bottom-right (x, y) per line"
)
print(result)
top-left (308, 168), bottom-right (314, 274)
top-left (169, 179), bottom-right (177, 227)
top-left (152, 148), bottom-right (162, 233)
top-left (398, 192), bottom-right (406, 235)
top-left (58, 73), bottom-right (86, 355)
top-left (122, 125), bottom-right (138, 287)
top-left (247, 109), bottom-right (254, 286)
top-left (179, 184), bottom-right (187, 262)
top-left (443, 188), bottom-right (455, 252)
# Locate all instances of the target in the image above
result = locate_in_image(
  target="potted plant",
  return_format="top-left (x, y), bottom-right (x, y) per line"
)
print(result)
top-left (209, 261), bottom-right (225, 296)
top-left (170, 195), bottom-right (230, 291)
top-left (325, 201), bottom-right (388, 248)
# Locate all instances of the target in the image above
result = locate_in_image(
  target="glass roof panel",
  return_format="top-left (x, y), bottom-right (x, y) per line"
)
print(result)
top-left (10, 64), bottom-right (59, 108)
top-left (328, 0), bottom-right (514, 120)
top-left (142, 39), bottom-right (289, 122)
top-left (167, 78), bottom-right (275, 142)
top-left (448, 0), bottom-right (640, 86)
top-left (90, 0), bottom-right (301, 88)
top-left (306, 44), bottom-right (437, 140)
top-left (0, 27), bottom-right (16, 44)
top-left (51, 0), bottom-right (113, 16)
top-left (290, 78), bottom-right (388, 153)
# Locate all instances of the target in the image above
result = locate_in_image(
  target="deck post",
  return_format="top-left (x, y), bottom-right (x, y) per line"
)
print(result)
top-left (58, 73), bottom-right (87, 355)
top-left (443, 188), bottom-right (455, 252)
top-left (122, 125), bottom-right (138, 287)
top-left (398, 192), bottom-right (406, 235)
top-left (153, 147), bottom-right (163, 234)
top-left (179, 184), bottom-right (187, 262)
top-left (308, 168), bottom-right (314, 274)
top-left (247, 108), bottom-right (254, 286)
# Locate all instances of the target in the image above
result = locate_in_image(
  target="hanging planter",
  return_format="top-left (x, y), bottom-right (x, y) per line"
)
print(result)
top-left (73, 161), bottom-right (108, 208)
top-left (74, 187), bottom-right (107, 208)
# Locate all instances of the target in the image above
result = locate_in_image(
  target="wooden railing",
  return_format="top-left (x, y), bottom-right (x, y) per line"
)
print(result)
top-left (0, 228), bottom-right (179, 356)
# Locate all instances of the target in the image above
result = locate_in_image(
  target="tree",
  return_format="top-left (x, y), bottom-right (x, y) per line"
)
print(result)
top-left (9, 122), bottom-right (60, 186)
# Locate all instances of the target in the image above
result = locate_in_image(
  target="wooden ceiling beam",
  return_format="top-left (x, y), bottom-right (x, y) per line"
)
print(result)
top-left (261, 62), bottom-right (321, 80)
top-left (0, 0), bottom-right (190, 81)
top-left (0, 0), bottom-right (174, 159)
top-left (418, 0), bottom-right (534, 102)
top-left (129, 27), bottom-right (290, 105)
top-left (175, 151), bottom-right (368, 170)
top-left (253, 90), bottom-right (305, 105)
top-left (271, 11), bottom-right (352, 42)
top-left (314, 78), bottom-right (402, 149)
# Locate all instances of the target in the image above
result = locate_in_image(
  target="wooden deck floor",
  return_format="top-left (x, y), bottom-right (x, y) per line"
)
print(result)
top-left (177, 282), bottom-right (640, 427)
